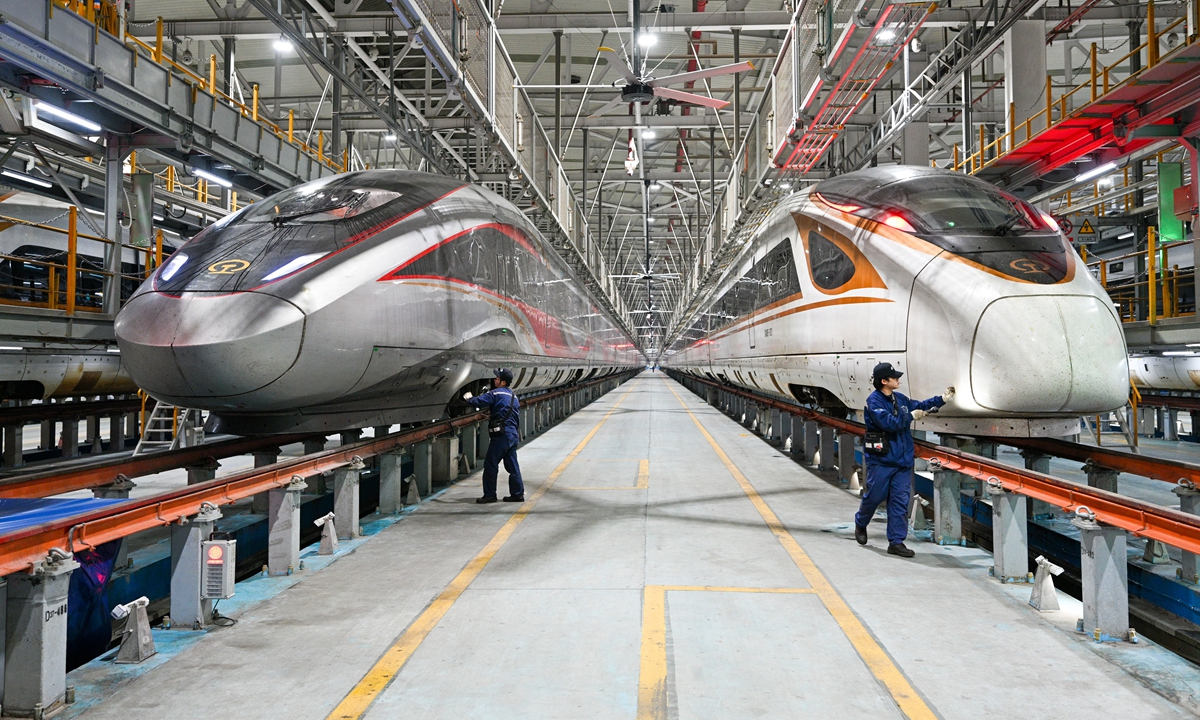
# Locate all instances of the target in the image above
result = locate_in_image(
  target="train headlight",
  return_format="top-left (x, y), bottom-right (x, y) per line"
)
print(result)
top-left (881, 213), bottom-right (916, 233)
top-left (159, 253), bottom-right (189, 282)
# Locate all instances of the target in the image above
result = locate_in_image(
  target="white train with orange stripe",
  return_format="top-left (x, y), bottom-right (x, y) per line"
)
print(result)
top-left (663, 166), bottom-right (1129, 437)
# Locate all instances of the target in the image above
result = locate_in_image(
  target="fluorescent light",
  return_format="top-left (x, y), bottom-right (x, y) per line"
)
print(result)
top-left (0, 346), bottom-right (22, 351)
top-left (641, 129), bottom-right (655, 139)
top-left (36, 102), bottom-right (102, 132)
top-left (1118, 231), bottom-right (1134, 240)
top-left (159, 253), bottom-right (188, 282)
top-left (153, 213), bottom-right (165, 222)
top-left (1187, 343), bottom-right (1200, 347)
top-left (638, 33), bottom-right (657, 48)
top-left (876, 28), bottom-right (896, 42)
top-left (1163, 351), bottom-right (1195, 356)
top-left (262, 252), bottom-right (328, 281)
top-left (647, 217), bottom-right (655, 223)
top-left (384, 133), bottom-right (397, 141)
top-left (0, 170), bottom-right (52, 188)
top-left (650, 182), bottom-right (662, 190)
top-left (106, 346), bottom-right (120, 353)
top-left (1076, 162), bottom-right (1117, 183)
top-left (193, 169), bottom-right (232, 188)
top-left (274, 38), bottom-right (293, 53)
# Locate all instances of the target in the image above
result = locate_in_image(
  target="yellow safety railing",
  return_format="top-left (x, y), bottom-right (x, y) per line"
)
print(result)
top-left (1086, 235), bottom-right (1196, 323)
top-left (954, 5), bottom-right (1189, 174)
top-left (51, 3), bottom-right (349, 176)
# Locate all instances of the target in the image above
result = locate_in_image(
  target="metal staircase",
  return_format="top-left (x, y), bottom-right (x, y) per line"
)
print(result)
top-left (134, 403), bottom-right (203, 455)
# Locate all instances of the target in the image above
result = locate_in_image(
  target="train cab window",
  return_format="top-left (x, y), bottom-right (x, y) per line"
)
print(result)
top-left (807, 231), bottom-right (856, 290)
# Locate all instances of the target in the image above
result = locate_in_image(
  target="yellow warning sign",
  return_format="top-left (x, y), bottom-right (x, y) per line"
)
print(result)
top-left (1078, 218), bottom-right (1096, 235)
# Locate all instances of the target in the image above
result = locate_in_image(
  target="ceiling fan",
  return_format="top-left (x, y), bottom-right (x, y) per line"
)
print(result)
top-left (588, 47), bottom-right (754, 117)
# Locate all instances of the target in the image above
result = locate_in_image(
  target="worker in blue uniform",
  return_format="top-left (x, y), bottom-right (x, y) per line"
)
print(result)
top-left (462, 368), bottom-right (525, 504)
top-left (855, 362), bottom-right (954, 557)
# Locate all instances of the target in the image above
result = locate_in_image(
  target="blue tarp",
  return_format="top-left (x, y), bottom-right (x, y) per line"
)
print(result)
top-left (0, 498), bottom-right (126, 534)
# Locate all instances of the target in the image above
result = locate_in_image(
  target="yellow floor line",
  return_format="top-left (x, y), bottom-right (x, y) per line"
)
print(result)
top-left (325, 383), bottom-right (638, 720)
top-left (661, 381), bottom-right (938, 720)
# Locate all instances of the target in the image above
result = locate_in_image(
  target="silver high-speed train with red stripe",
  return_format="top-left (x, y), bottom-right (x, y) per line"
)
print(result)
top-left (663, 166), bottom-right (1129, 437)
top-left (115, 170), bottom-right (641, 434)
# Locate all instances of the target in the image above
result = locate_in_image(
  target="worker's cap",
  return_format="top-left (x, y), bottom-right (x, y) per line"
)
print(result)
top-left (871, 362), bottom-right (903, 382)
top-left (493, 367), bottom-right (514, 383)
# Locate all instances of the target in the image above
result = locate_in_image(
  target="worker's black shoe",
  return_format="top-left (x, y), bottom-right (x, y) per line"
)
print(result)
top-left (887, 543), bottom-right (915, 558)
top-left (502, 495), bottom-right (525, 502)
top-left (476, 496), bottom-right (498, 504)
top-left (854, 524), bottom-right (868, 546)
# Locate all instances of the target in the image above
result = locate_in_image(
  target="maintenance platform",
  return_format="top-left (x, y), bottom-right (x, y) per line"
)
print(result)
top-left (59, 375), bottom-right (1200, 719)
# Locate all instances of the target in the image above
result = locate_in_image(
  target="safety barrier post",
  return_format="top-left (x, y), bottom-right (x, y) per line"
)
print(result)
top-left (4, 553), bottom-right (79, 716)
top-left (378, 449), bottom-right (405, 514)
top-left (66, 205), bottom-right (77, 316)
top-left (1149, 0), bottom-right (1160, 67)
top-left (154, 16), bottom-right (164, 63)
top-left (1090, 42), bottom-right (1098, 102)
top-left (208, 54), bottom-right (216, 94)
top-left (1149, 225), bottom-right (1158, 324)
top-left (988, 482), bottom-right (1030, 582)
top-left (251, 83), bottom-right (259, 121)
top-left (1073, 512), bottom-right (1132, 642)
top-left (333, 457), bottom-right (364, 540)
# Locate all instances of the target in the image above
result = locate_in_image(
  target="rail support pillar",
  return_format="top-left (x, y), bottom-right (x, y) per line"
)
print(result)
top-left (109, 414), bottom-right (126, 452)
top-left (837, 433), bottom-right (857, 488)
top-left (1020, 451), bottom-right (1057, 516)
top-left (802, 421), bottom-right (819, 465)
top-left (40, 419), bottom-right (54, 450)
top-left (412, 440), bottom-right (433, 497)
top-left (1072, 513), bottom-right (1132, 642)
top-left (3, 423), bottom-right (22, 468)
top-left (818, 426), bottom-right (836, 471)
top-left (339, 429), bottom-right (362, 446)
top-left (1082, 461), bottom-right (1119, 493)
top-left (379, 449), bottom-right (405, 514)
top-left (251, 447), bottom-right (281, 515)
top-left (85, 415), bottom-right (101, 454)
top-left (268, 475), bottom-right (306, 575)
top-left (1175, 483), bottom-right (1200, 583)
top-left (61, 418), bottom-right (79, 459)
top-left (778, 412), bottom-right (792, 451)
top-left (931, 462), bottom-right (964, 546)
top-left (170, 503), bottom-right (221, 630)
top-left (303, 438), bottom-right (326, 455)
top-left (987, 482), bottom-right (1029, 582)
top-left (333, 457), bottom-right (365, 540)
top-left (186, 457), bottom-right (219, 486)
top-left (460, 426), bottom-right (477, 472)
top-left (432, 436), bottom-right (460, 484)
top-left (93, 474), bottom-right (136, 500)
top-left (478, 425), bottom-right (490, 464)
top-left (5, 553), bottom-right (79, 718)
top-left (1166, 407), bottom-right (1180, 441)
top-left (373, 425), bottom-right (391, 438)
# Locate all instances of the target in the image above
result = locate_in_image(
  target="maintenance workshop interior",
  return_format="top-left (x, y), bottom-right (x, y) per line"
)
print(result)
top-left (1, 0), bottom-right (1200, 717)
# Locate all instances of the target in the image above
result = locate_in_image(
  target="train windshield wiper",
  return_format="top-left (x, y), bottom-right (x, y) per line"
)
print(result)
top-left (992, 212), bottom-right (1027, 236)
top-left (271, 208), bottom-right (339, 226)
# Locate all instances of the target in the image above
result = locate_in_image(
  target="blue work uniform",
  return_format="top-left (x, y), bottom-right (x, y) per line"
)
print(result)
top-left (467, 386), bottom-right (524, 499)
top-left (854, 389), bottom-right (945, 544)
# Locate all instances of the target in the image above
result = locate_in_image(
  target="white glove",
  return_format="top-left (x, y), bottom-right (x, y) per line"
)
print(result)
top-left (942, 386), bottom-right (956, 403)
top-left (462, 392), bottom-right (473, 401)
top-left (911, 409), bottom-right (928, 422)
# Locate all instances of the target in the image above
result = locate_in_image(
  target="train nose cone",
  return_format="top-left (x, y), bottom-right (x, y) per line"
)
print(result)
top-left (970, 295), bottom-right (1127, 413)
top-left (116, 292), bottom-right (305, 399)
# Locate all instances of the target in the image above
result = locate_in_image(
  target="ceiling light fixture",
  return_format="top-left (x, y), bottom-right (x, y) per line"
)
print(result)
top-left (638, 33), bottom-right (657, 48)
top-left (35, 102), bottom-right (102, 133)
top-left (876, 28), bottom-right (896, 42)
top-left (641, 128), bottom-right (655, 139)
top-left (384, 133), bottom-right (397, 141)
top-left (0, 169), bottom-right (52, 188)
top-left (1076, 162), bottom-right (1117, 183)
top-left (193, 168), bottom-right (232, 188)
top-left (274, 38), bottom-right (293, 53)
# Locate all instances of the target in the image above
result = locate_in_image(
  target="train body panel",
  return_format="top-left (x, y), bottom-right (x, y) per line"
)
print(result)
top-left (115, 170), bottom-right (639, 433)
top-left (1130, 356), bottom-right (1200, 391)
top-left (664, 166), bottom-right (1128, 437)
top-left (0, 350), bottom-right (136, 399)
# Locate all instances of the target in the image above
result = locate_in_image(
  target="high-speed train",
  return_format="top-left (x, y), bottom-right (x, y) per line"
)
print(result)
top-left (115, 170), bottom-right (641, 434)
top-left (1130, 355), bottom-right (1200, 391)
top-left (663, 166), bottom-right (1129, 437)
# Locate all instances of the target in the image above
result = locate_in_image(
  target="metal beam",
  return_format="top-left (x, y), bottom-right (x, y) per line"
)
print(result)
top-left (495, 11), bottom-right (792, 33)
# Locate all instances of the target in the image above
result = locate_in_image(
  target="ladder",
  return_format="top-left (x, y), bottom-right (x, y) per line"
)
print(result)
top-left (133, 403), bottom-right (204, 455)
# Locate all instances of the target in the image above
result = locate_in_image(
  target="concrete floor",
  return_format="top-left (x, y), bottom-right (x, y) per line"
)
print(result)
top-left (70, 374), bottom-right (1200, 719)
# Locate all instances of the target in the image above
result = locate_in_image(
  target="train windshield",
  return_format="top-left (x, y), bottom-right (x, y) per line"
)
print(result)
top-left (153, 171), bottom-right (467, 294)
top-left (813, 168), bottom-right (1069, 283)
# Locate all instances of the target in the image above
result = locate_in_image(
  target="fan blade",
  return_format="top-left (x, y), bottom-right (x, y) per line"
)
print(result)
top-left (598, 46), bottom-right (638, 84)
top-left (653, 61), bottom-right (755, 87)
top-left (652, 86), bottom-right (729, 109)
top-left (587, 93), bottom-right (627, 118)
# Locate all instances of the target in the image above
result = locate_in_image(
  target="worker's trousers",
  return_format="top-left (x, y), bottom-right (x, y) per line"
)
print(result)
top-left (853, 463), bottom-right (912, 545)
top-left (482, 434), bottom-right (524, 499)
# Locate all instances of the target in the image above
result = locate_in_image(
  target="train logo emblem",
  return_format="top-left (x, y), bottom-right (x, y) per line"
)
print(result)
top-left (207, 259), bottom-right (250, 274)
top-left (1009, 258), bottom-right (1050, 275)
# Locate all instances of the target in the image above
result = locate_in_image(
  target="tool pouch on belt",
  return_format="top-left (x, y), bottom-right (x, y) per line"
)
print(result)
top-left (488, 421), bottom-right (505, 438)
top-left (862, 403), bottom-right (888, 456)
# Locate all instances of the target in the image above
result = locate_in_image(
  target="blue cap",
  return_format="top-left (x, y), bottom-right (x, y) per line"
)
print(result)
top-left (494, 367), bottom-right (514, 383)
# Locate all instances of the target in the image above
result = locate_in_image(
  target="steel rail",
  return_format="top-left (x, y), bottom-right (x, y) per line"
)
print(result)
top-left (0, 398), bottom-right (141, 427)
top-left (0, 433), bottom-right (316, 499)
top-left (666, 371), bottom-right (1200, 555)
top-left (996, 436), bottom-right (1200, 486)
top-left (0, 371), bottom-right (637, 575)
